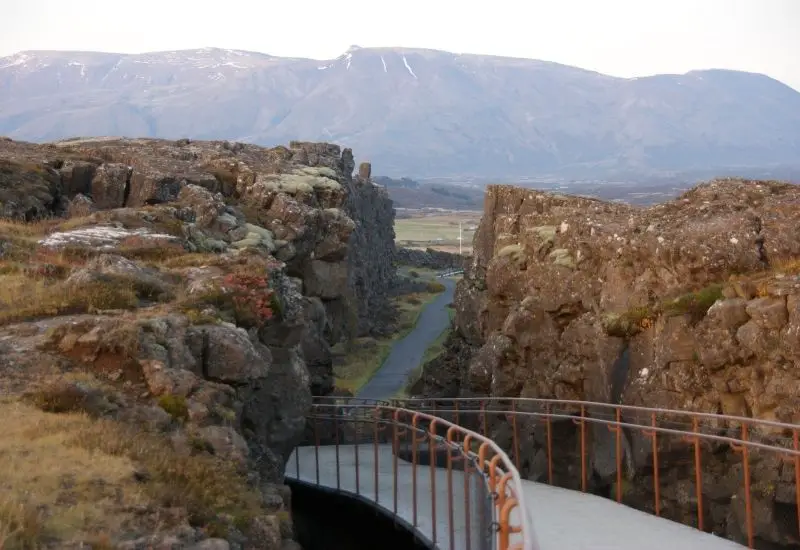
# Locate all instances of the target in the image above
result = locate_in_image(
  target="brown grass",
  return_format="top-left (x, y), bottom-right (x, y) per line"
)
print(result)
top-left (0, 274), bottom-right (139, 326)
top-left (0, 399), bottom-right (266, 548)
top-left (773, 257), bottom-right (800, 276)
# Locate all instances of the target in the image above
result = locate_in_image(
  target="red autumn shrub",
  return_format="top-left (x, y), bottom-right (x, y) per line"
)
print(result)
top-left (221, 273), bottom-right (275, 327)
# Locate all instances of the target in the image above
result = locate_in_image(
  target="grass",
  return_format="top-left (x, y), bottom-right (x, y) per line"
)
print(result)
top-left (0, 274), bottom-right (139, 326)
top-left (603, 283), bottom-right (726, 337)
top-left (333, 338), bottom-right (395, 394)
top-left (333, 290), bottom-right (445, 394)
top-left (0, 399), bottom-right (267, 548)
top-left (662, 283), bottom-right (724, 319)
top-left (394, 213), bottom-right (478, 254)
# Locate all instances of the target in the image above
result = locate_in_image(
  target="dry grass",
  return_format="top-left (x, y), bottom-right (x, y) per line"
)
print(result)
top-left (115, 237), bottom-right (187, 263)
top-left (0, 399), bottom-right (265, 548)
top-left (773, 257), bottom-right (800, 276)
top-left (332, 337), bottom-right (394, 394)
top-left (0, 274), bottom-right (139, 326)
top-left (0, 400), bottom-right (147, 548)
top-left (159, 253), bottom-right (226, 269)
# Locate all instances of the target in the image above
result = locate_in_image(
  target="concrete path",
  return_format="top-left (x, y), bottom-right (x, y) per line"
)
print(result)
top-left (355, 277), bottom-right (456, 400)
top-left (286, 445), bottom-right (747, 550)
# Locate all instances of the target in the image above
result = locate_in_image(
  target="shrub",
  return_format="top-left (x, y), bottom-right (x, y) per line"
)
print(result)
top-left (409, 270), bottom-right (419, 278)
top-left (220, 273), bottom-right (275, 328)
top-left (25, 380), bottom-right (112, 417)
top-left (602, 306), bottom-right (654, 338)
top-left (426, 281), bottom-right (446, 293)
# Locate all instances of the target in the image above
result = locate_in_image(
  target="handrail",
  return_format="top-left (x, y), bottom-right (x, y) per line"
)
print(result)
top-left (391, 396), bottom-right (800, 549)
top-left (287, 399), bottom-right (538, 550)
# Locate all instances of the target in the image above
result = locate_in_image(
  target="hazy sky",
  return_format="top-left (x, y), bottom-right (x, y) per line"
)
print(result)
top-left (3, 0), bottom-right (799, 90)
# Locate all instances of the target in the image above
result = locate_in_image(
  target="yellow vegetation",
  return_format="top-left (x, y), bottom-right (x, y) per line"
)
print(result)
top-left (0, 274), bottom-right (139, 326)
top-left (0, 399), bottom-right (265, 548)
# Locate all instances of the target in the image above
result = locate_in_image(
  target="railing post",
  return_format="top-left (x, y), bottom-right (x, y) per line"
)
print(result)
top-left (795, 430), bottom-right (800, 541)
top-left (334, 411), bottom-right (341, 491)
top-left (779, 428), bottom-right (800, 542)
top-left (429, 418), bottom-right (438, 545)
top-left (374, 406), bottom-right (380, 504)
top-left (481, 400), bottom-right (488, 437)
top-left (682, 416), bottom-right (704, 531)
top-left (642, 412), bottom-right (661, 516)
top-left (463, 435), bottom-right (473, 550)
top-left (511, 400), bottom-right (520, 472)
top-left (730, 423), bottom-right (753, 548)
top-left (354, 409), bottom-right (360, 496)
top-left (545, 403), bottom-right (553, 486)
top-left (446, 426), bottom-right (456, 550)
top-left (606, 406), bottom-right (624, 503)
top-left (393, 409), bottom-right (400, 517)
top-left (616, 407), bottom-right (622, 503)
top-left (313, 413), bottom-right (320, 486)
top-left (412, 413), bottom-right (420, 529)
top-left (571, 404), bottom-right (587, 492)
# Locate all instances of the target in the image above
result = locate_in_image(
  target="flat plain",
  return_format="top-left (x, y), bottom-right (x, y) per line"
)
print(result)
top-left (394, 212), bottom-right (480, 254)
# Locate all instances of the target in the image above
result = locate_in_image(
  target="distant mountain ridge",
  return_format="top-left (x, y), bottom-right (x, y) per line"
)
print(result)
top-left (2, 46), bottom-right (800, 179)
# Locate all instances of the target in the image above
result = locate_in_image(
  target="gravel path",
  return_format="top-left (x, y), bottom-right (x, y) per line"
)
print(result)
top-left (355, 277), bottom-right (456, 400)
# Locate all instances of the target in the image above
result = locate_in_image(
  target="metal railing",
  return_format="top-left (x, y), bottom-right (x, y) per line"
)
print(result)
top-left (437, 269), bottom-right (465, 278)
top-left (392, 397), bottom-right (800, 550)
top-left (285, 397), bottom-right (536, 550)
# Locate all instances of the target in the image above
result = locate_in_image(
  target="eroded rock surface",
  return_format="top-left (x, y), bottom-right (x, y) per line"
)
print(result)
top-left (0, 137), bottom-right (397, 549)
top-left (422, 178), bottom-right (800, 548)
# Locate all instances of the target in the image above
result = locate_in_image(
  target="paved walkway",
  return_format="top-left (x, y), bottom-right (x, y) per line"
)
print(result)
top-left (356, 277), bottom-right (456, 400)
top-left (286, 445), bottom-right (747, 550)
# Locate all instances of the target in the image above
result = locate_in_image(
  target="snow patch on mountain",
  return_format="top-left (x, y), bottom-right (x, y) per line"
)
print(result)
top-left (402, 55), bottom-right (417, 79)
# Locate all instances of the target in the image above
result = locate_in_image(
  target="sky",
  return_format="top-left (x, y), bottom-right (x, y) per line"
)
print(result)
top-left (2, 0), bottom-right (799, 91)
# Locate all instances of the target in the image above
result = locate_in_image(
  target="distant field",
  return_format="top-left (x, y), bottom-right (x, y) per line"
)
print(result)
top-left (394, 213), bottom-right (480, 254)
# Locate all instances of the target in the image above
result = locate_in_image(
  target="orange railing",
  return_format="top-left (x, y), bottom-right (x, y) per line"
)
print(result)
top-left (286, 397), bottom-right (537, 550)
top-left (393, 397), bottom-right (800, 550)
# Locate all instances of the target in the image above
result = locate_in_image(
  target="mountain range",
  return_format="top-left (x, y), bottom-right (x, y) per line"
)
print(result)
top-left (2, 46), bottom-right (800, 180)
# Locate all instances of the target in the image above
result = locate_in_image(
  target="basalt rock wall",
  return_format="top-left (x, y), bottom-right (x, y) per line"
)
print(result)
top-left (421, 178), bottom-right (800, 548)
top-left (0, 136), bottom-right (397, 549)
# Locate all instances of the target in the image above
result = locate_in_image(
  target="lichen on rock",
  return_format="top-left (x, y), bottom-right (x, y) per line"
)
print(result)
top-left (421, 177), bottom-right (800, 548)
top-left (0, 136), bottom-right (398, 549)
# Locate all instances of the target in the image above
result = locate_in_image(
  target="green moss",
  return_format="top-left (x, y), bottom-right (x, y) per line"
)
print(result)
top-left (602, 306), bottom-right (654, 338)
top-left (663, 284), bottom-right (724, 319)
top-left (497, 244), bottom-right (523, 258)
top-left (269, 292), bottom-right (283, 320)
top-left (158, 394), bottom-right (189, 421)
top-left (184, 308), bottom-right (220, 325)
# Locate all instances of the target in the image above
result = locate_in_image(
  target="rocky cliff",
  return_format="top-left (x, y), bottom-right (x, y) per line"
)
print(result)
top-left (421, 178), bottom-right (800, 548)
top-left (0, 136), bottom-right (395, 549)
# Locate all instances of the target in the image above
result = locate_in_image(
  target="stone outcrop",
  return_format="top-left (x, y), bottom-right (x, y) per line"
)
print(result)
top-left (422, 178), bottom-right (800, 548)
top-left (0, 136), bottom-right (397, 549)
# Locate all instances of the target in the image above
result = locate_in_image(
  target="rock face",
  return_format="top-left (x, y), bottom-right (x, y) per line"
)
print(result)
top-left (422, 178), bottom-right (800, 548)
top-left (0, 136), bottom-right (397, 549)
